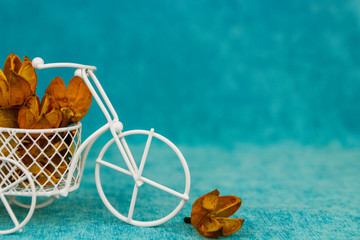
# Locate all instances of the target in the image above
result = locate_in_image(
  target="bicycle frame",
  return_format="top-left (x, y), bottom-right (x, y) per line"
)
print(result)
top-left (32, 58), bottom-right (157, 196)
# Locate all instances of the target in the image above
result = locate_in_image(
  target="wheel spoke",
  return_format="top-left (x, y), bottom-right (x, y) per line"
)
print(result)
top-left (96, 159), bottom-right (132, 176)
top-left (120, 137), bottom-right (139, 173)
top-left (96, 159), bottom-right (188, 200)
top-left (1, 194), bottom-right (20, 228)
top-left (0, 176), bottom-right (27, 194)
top-left (139, 176), bottom-right (189, 200)
top-left (0, 158), bottom-right (37, 234)
top-left (113, 136), bottom-right (138, 180)
top-left (0, 168), bottom-right (9, 189)
top-left (0, 164), bottom-right (18, 189)
top-left (138, 128), bottom-right (154, 176)
top-left (128, 184), bottom-right (139, 219)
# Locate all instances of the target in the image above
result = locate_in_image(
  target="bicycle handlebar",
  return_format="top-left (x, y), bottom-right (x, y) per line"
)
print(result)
top-left (32, 57), bottom-right (97, 71)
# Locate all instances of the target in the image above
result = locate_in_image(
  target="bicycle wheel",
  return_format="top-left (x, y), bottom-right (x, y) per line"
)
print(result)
top-left (95, 128), bottom-right (190, 227)
top-left (0, 157), bottom-right (36, 234)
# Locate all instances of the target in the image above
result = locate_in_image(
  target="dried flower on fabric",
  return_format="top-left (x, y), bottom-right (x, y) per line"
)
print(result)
top-left (190, 189), bottom-right (244, 238)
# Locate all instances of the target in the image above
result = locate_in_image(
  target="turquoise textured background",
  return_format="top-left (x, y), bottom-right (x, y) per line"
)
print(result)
top-left (1, 0), bottom-right (360, 239)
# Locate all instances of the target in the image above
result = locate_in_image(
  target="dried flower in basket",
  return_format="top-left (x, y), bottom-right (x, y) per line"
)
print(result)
top-left (185, 189), bottom-right (244, 238)
top-left (18, 94), bottom-right (62, 129)
top-left (15, 130), bottom-right (77, 187)
top-left (45, 76), bottom-right (92, 127)
top-left (0, 53), bottom-right (92, 188)
top-left (0, 53), bottom-right (37, 128)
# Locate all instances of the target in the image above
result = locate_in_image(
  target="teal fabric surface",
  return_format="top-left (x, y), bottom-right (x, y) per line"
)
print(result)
top-left (1, 0), bottom-right (360, 239)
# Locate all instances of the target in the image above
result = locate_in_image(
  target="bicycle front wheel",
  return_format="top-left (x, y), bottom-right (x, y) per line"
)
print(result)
top-left (95, 128), bottom-right (190, 227)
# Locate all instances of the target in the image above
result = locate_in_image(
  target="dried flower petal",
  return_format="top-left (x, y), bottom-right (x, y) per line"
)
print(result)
top-left (212, 196), bottom-right (242, 218)
top-left (215, 218), bottom-right (244, 236)
top-left (0, 70), bottom-right (10, 106)
top-left (0, 108), bottom-right (19, 128)
top-left (8, 71), bottom-right (32, 106)
top-left (39, 94), bottom-right (62, 128)
top-left (191, 189), bottom-right (220, 229)
top-left (17, 95), bottom-right (39, 129)
top-left (199, 217), bottom-right (223, 233)
top-left (3, 53), bottom-right (22, 80)
top-left (18, 56), bottom-right (37, 93)
top-left (0, 53), bottom-right (37, 108)
top-left (45, 76), bottom-right (66, 104)
top-left (18, 94), bottom-right (62, 129)
top-left (30, 114), bottom-right (51, 129)
top-left (66, 76), bottom-right (92, 121)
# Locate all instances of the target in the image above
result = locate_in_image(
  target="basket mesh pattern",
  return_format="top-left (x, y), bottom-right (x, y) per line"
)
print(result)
top-left (0, 159), bottom-right (33, 195)
top-left (0, 124), bottom-right (82, 194)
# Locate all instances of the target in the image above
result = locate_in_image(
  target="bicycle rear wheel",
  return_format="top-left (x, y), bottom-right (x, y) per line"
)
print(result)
top-left (0, 157), bottom-right (36, 234)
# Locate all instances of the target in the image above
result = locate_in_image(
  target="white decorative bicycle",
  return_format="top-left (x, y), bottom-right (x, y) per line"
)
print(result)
top-left (0, 58), bottom-right (191, 234)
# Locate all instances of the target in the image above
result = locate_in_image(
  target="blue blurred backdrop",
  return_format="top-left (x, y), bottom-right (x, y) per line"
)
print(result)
top-left (2, 0), bottom-right (360, 146)
top-left (1, 0), bottom-right (360, 239)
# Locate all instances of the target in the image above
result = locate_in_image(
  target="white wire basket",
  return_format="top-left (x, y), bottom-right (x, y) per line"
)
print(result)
top-left (0, 123), bottom-right (83, 196)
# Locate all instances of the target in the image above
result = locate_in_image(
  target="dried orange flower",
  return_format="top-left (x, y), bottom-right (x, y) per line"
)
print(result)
top-left (0, 53), bottom-right (37, 128)
top-left (18, 94), bottom-right (62, 129)
top-left (0, 53), bottom-right (37, 108)
top-left (45, 76), bottom-right (92, 127)
top-left (189, 189), bottom-right (244, 238)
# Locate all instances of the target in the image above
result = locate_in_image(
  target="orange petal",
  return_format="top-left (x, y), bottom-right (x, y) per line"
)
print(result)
top-left (28, 163), bottom-right (41, 175)
top-left (45, 108), bottom-right (62, 128)
top-left (40, 95), bottom-right (62, 128)
top-left (45, 76), bottom-right (67, 106)
top-left (199, 217), bottom-right (223, 233)
top-left (198, 230), bottom-right (222, 238)
top-left (191, 207), bottom-right (211, 230)
top-left (8, 70), bottom-right (32, 106)
top-left (39, 94), bottom-right (52, 115)
top-left (40, 94), bottom-right (61, 116)
top-left (0, 108), bottom-right (19, 128)
top-left (18, 56), bottom-right (37, 93)
top-left (31, 114), bottom-right (52, 129)
top-left (3, 53), bottom-right (22, 80)
top-left (0, 68), bottom-right (7, 80)
top-left (196, 189), bottom-right (220, 211)
top-left (215, 217), bottom-right (244, 236)
top-left (213, 196), bottom-right (242, 218)
top-left (66, 76), bottom-right (92, 122)
top-left (60, 107), bottom-right (74, 127)
top-left (191, 189), bottom-right (220, 229)
top-left (0, 70), bottom-right (10, 106)
top-left (18, 95), bottom-right (40, 129)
